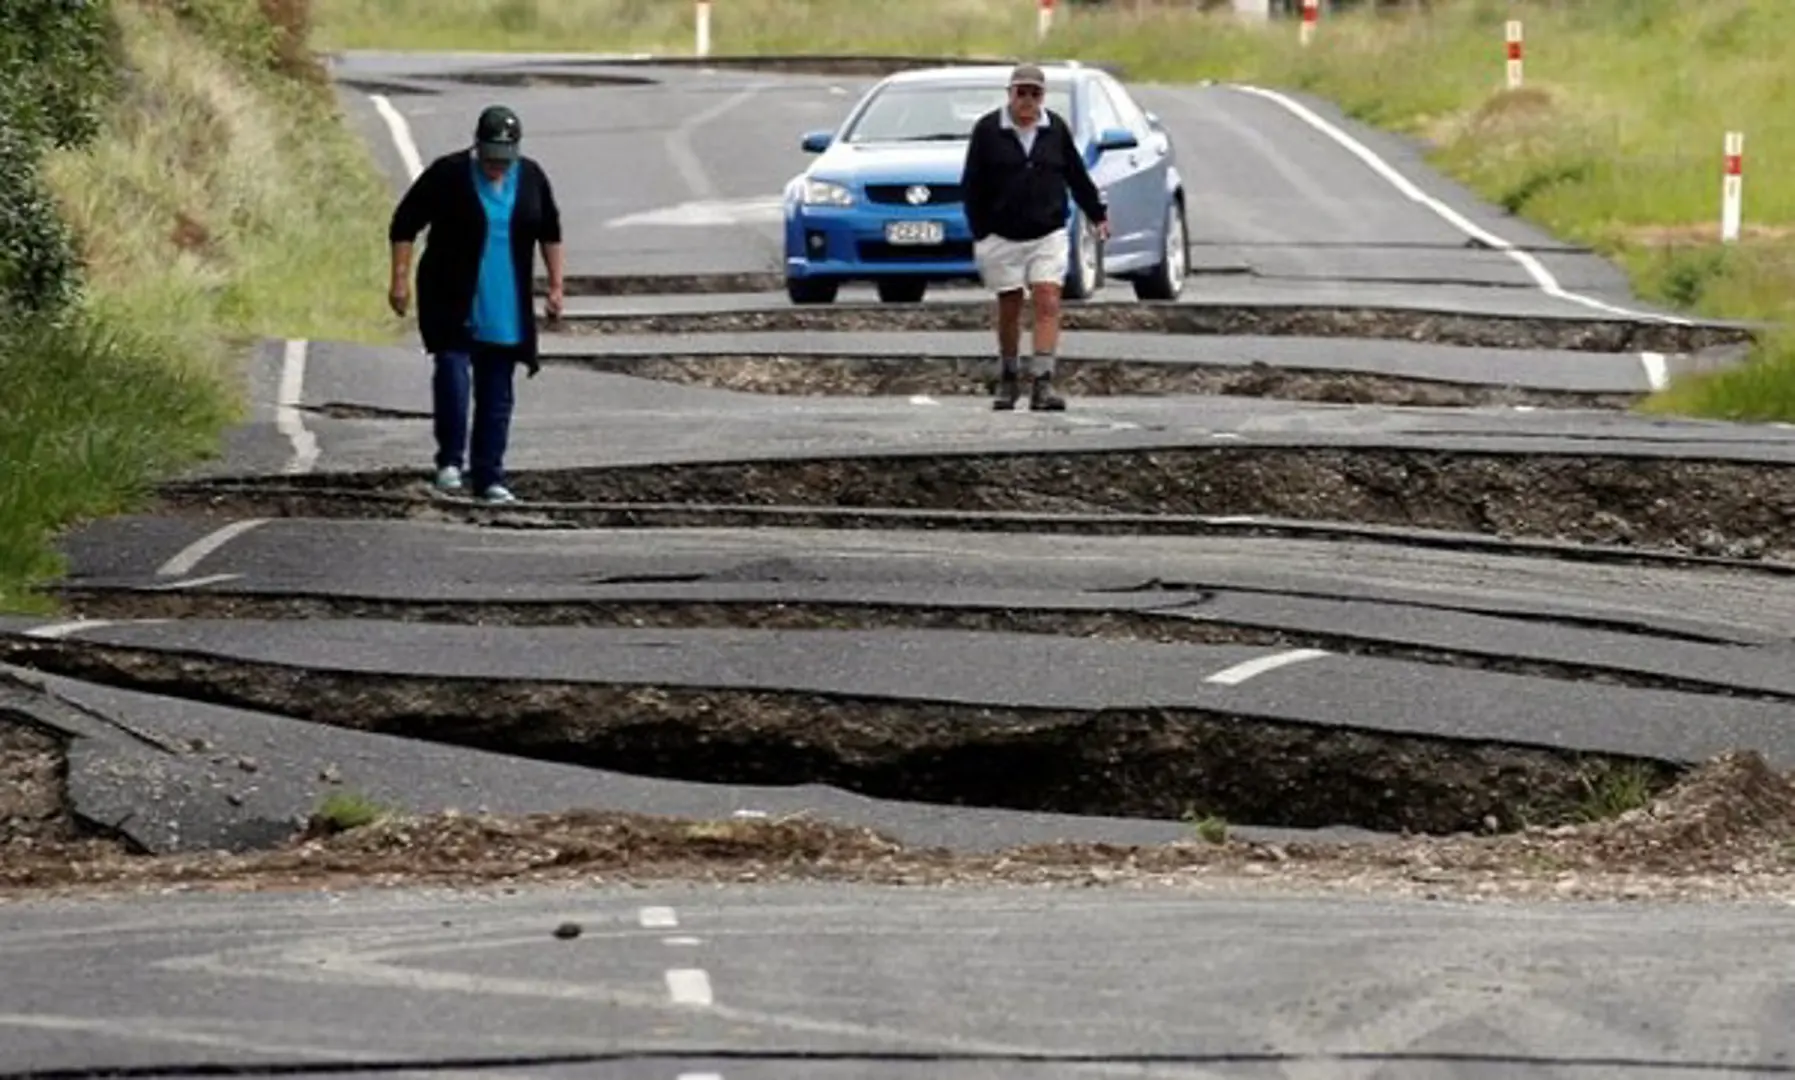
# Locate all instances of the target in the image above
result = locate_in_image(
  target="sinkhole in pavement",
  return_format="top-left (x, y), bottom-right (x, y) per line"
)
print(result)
top-left (549, 353), bottom-right (1638, 409)
top-left (0, 635), bottom-right (1680, 837)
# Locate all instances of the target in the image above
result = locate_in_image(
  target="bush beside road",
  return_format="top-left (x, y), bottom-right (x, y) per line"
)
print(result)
top-left (0, 0), bottom-right (394, 613)
top-left (314, 0), bottom-right (1795, 419)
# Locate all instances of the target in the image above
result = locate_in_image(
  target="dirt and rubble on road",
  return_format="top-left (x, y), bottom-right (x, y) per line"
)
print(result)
top-left (4, 709), bottom-right (1793, 904)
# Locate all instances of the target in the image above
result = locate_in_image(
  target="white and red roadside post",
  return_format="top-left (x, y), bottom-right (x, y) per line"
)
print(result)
top-left (695, 0), bottom-right (711, 57)
top-left (1722, 131), bottom-right (1744, 243)
top-left (1505, 20), bottom-right (1523, 90)
top-left (1037, 0), bottom-right (1054, 42)
top-left (1299, 0), bottom-right (1318, 47)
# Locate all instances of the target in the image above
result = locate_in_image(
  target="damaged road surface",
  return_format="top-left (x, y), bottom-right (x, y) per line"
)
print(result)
top-left (9, 47), bottom-right (1795, 1080)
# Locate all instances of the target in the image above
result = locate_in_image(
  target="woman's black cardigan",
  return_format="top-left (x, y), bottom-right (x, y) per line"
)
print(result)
top-left (388, 149), bottom-right (563, 369)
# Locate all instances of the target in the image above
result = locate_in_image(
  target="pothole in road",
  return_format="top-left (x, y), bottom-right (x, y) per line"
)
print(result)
top-left (45, 592), bottom-right (1780, 702)
top-left (557, 353), bottom-right (1637, 409)
top-left (168, 449), bottom-right (1795, 561)
top-left (0, 639), bottom-right (1681, 837)
top-left (557, 303), bottom-right (1751, 354)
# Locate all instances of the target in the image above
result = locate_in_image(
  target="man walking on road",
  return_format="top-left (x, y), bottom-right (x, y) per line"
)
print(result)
top-left (960, 62), bottom-right (1109, 412)
top-left (388, 104), bottom-right (565, 504)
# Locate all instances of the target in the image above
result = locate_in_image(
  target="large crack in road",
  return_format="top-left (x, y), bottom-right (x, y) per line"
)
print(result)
top-left (0, 636), bottom-right (1677, 836)
top-left (556, 303), bottom-right (1753, 353)
top-left (161, 449), bottom-right (1795, 561)
top-left (550, 353), bottom-right (1640, 409)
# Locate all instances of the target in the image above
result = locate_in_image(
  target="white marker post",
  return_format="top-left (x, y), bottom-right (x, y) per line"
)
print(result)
top-left (1037, 0), bottom-right (1053, 41)
top-left (695, 0), bottom-right (711, 57)
top-left (1300, 0), bottom-right (1318, 47)
top-left (1505, 20), bottom-right (1523, 90)
top-left (1722, 131), bottom-right (1744, 243)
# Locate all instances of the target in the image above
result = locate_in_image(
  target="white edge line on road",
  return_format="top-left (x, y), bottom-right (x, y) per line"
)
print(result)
top-left (1204, 647), bottom-right (1330, 686)
top-left (369, 93), bottom-right (424, 182)
top-left (638, 905), bottom-right (679, 929)
top-left (156, 519), bottom-right (269, 578)
top-left (24, 620), bottom-right (114, 640)
top-left (276, 339), bottom-right (318, 476)
top-left (665, 968), bottom-right (714, 1006)
top-left (1229, 84), bottom-right (1691, 327)
top-left (1639, 351), bottom-right (1669, 391)
top-left (664, 936), bottom-right (703, 947)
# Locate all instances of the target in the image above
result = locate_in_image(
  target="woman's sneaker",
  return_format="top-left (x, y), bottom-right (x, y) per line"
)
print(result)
top-left (479, 484), bottom-right (518, 505)
top-left (433, 466), bottom-right (463, 493)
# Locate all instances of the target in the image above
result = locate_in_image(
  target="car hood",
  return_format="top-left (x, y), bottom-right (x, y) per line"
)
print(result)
top-left (810, 141), bottom-right (970, 186)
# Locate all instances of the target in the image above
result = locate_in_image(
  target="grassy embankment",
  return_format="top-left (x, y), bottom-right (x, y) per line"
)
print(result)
top-left (315, 0), bottom-right (1793, 418)
top-left (0, 0), bottom-right (394, 613)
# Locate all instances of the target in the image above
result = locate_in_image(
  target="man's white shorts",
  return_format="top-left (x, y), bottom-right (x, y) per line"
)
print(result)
top-left (974, 227), bottom-right (1069, 294)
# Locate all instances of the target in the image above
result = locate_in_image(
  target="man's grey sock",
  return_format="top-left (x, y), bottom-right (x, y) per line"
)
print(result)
top-left (1030, 351), bottom-right (1056, 379)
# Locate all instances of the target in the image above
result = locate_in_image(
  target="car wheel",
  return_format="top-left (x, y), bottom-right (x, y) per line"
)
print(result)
top-left (876, 279), bottom-right (927, 304)
top-left (1132, 199), bottom-right (1187, 302)
top-left (1063, 213), bottom-right (1103, 301)
top-left (787, 277), bottom-right (839, 305)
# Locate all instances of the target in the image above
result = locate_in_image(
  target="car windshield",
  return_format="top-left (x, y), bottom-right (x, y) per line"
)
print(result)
top-left (842, 82), bottom-right (1075, 144)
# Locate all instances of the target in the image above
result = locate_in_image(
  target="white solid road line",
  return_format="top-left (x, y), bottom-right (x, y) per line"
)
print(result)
top-left (369, 93), bottom-right (424, 182)
top-left (276, 339), bottom-right (319, 476)
top-left (665, 968), bottom-right (714, 1006)
top-left (639, 906), bottom-right (679, 929)
top-left (24, 619), bottom-right (114, 640)
top-left (664, 935), bottom-right (703, 947)
top-left (1639, 351), bottom-right (1670, 391)
top-left (667, 84), bottom-right (765, 201)
top-left (155, 519), bottom-right (269, 578)
top-left (1231, 84), bottom-right (1690, 327)
top-left (1204, 647), bottom-right (1330, 686)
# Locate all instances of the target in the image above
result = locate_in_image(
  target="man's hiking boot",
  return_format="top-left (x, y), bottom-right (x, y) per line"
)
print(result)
top-left (993, 372), bottom-right (1021, 411)
top-left (1029, 375), bottom-right (1066, 411)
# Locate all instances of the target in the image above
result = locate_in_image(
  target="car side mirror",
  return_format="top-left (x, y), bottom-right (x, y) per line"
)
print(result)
top-left (1096, 126), bottom-right (1138, 153)
top-left (1144, 111), bottom-right (1163, 130)
top-left (800, 130), bottom-right (833, 153)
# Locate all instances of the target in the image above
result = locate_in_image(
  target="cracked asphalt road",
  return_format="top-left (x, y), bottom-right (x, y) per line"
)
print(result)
top-left (6, 50), bottom-right (1795, 1078)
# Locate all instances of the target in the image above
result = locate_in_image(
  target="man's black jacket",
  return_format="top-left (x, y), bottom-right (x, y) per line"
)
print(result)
top-left (389, 149), bottom-right (562, 370)
top-left (960, 108), bottom-right (1107, 243)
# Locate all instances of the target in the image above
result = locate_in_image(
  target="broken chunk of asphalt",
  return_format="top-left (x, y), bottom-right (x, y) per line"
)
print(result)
top-left (156, 449), bottom-right (1795, 562)
top-left (42, 592), bottom-right (1795, 704)
top-left (550, 354), bottom-right (1639, 409)
top-left (0, 624), bottom-right (1746, 837)
top-left (553, 302), bottom-right (1752, 354)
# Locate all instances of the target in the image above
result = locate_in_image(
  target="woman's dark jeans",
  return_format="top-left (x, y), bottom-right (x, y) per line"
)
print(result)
top-left (431, 346), bottom-right (516, 492)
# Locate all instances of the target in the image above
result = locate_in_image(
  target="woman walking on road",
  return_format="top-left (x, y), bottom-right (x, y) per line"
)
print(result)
top-left (388, 103), bottom-right (566, 504)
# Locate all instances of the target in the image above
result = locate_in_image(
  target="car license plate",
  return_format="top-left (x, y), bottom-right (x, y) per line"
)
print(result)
top-left (885, 220), bottom-right (944, 245)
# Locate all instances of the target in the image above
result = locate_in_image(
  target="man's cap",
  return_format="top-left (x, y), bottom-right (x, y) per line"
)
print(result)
top-left (1009, 63), bottom-right (1046, 88)
top-left (475, 104), bottom-right (522, 160)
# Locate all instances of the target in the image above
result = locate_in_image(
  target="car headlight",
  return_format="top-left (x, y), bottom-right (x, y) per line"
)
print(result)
top-left (802, 179), bottom-right (854, 207)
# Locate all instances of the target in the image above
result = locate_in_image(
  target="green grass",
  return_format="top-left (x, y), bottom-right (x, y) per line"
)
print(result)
top-left (1, 1), bottom-right (399, 612)
top-left (314, 0), bottom-right (1795, 418)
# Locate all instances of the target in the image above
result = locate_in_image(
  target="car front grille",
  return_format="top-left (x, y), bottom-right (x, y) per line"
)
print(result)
top-left (864, 183), bottom-right (963, 206)
top-left (857, 240), bottom-right (974, 262)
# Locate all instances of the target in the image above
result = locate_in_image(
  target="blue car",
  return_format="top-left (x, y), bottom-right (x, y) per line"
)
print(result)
top-left (782, 61), bottom-right (1188, 305)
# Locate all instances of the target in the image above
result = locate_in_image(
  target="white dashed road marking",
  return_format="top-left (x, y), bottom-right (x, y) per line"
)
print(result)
top-left (276, 339), bottom-right (318, 476)
top-left (664, 936), bottom-right (703, 947)
top-left (1231, 84), bottom-right (1689, 327)
top-left (1639, 351), bottom-right (1669, 391)
top-left (24, 620), bottom-right (114, 640)
top-left (156, 519), bottom-right (268, 579)
top-left (639, 906), bottom-right (679, 929)
top-left (1204, 648), bottom-right (1330, 686)
top-left (666, 968), bottom-right (714, 1006)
